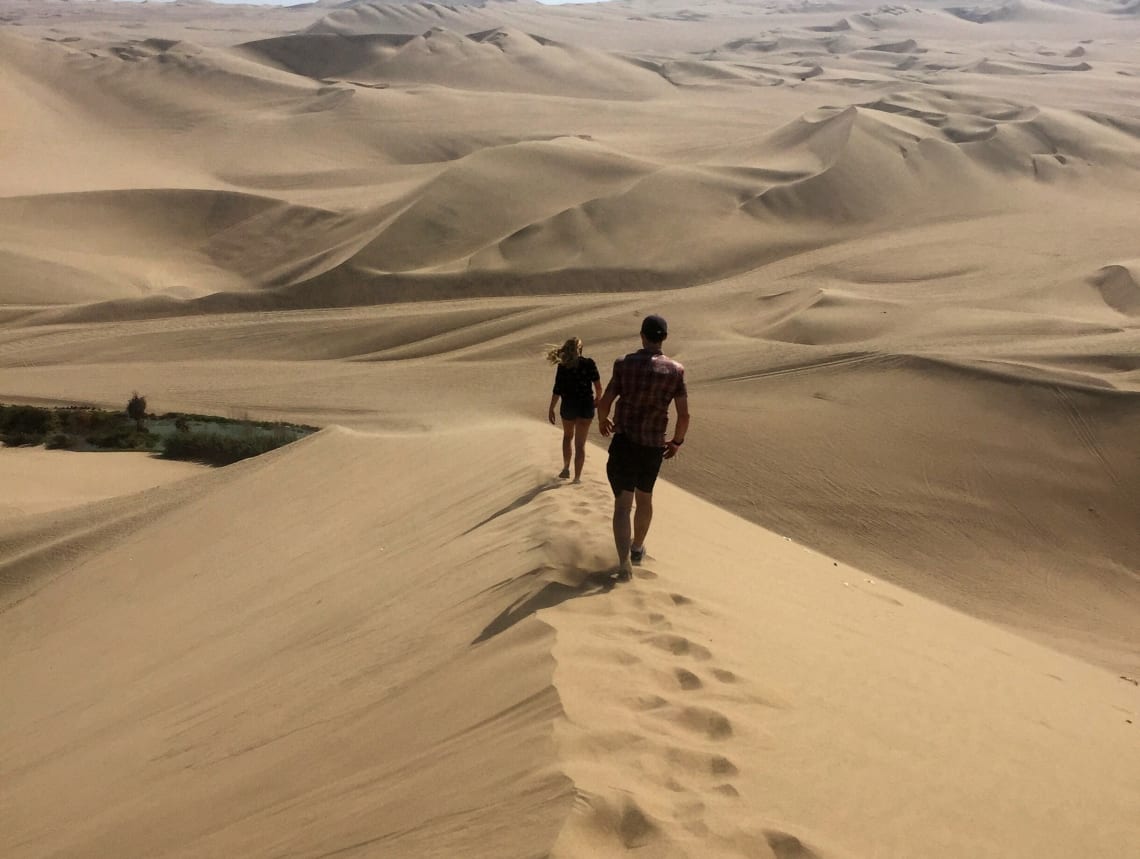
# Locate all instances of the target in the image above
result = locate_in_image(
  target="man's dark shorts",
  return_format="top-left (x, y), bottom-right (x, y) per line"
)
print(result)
top-left (606, 433), bottom-right (665, 495)
top-left (560, 399), bottom-right (596, 421)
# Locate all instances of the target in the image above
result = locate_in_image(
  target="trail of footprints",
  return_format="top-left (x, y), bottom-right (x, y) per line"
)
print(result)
top-left (581, 570), bottom-right (771, 845)
top-left (547, 480), bottom-right (811, 854)
top-left (629, 583), bottom-right (742, 775)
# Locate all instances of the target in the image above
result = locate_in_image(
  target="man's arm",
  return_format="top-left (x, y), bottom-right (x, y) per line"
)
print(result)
top-left (663, 396), bottom-right (689, 459)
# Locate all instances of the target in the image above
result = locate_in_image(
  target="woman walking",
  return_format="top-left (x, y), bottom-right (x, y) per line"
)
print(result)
top-left (547, 337), bottom-right (602, 483)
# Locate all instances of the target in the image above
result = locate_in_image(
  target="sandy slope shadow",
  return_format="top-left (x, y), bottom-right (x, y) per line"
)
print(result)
top-left (463, 479), bottom-right (563, 535)
top-left (473, 570), bottom-right (618, 644)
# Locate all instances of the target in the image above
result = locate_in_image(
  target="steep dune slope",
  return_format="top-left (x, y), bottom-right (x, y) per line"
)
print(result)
top-left (0, 190), bottom-right (347, 302)
top-left (1, 427), bottom-right (576, 858)
top-left (689, 353), bottom-right (1140, 667)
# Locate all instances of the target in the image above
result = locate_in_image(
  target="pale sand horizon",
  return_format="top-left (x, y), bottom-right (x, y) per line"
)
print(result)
top-left (1, 0), bottom-right (1138, 855)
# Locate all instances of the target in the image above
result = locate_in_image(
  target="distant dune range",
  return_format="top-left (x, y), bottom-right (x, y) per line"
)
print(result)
top-left (1, 0), bottom-right (1139, 857)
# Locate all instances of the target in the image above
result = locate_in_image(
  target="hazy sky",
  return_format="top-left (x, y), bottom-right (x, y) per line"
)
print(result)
top-left (112, 0), bottom-right (608, 5)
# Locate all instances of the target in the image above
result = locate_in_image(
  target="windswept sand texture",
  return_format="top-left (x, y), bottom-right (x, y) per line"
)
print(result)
top-left (1, 0), bottom-right (1139, 857)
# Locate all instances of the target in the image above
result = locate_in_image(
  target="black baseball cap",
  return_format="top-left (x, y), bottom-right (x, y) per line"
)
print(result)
top-left (640, 314), bottom-right (668, 341)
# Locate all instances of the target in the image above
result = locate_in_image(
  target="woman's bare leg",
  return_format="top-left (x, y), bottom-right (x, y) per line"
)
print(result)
top-left (572, 418), bottom-right (591, 482)
top-left (559, 420), bottom-right (574, 476)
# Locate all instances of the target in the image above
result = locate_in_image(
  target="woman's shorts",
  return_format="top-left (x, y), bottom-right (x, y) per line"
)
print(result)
top-left (560, 399), bottom-right (596, 421)
top-left (606, 433), bottom-right (665, 495)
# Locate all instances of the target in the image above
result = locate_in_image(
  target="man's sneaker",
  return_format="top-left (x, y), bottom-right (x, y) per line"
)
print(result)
top-left (630, 546), bottom-right (645, 565)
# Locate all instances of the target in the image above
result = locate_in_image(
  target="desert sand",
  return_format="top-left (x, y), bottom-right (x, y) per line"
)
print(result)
top-left (1, 0), bottom-right (1138, 856)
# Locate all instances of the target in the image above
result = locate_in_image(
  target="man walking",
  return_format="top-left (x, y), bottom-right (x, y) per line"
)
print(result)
top-left (596, 314), bottom-right (689, 581)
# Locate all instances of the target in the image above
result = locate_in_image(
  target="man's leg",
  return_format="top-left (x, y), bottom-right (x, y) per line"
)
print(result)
top-left (632, 489), bottom-right (653, 556)
top-left (613, 490), bottom-right (635, 572)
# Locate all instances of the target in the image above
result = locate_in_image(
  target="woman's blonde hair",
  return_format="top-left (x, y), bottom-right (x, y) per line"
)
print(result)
top-left (546, 337), bottom-right (583, 368)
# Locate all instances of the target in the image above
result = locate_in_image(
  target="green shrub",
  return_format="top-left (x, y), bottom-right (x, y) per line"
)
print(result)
top-left (87, 424), bottom-right (159, 451)
top-left (0, 401), bottom-right (312, 459)
top-left (161, 429), bottom-right (294, 466)
top-left (45, 433), bottom-right (73, 450)
top-left (0, 405), bottom-right (52, 446)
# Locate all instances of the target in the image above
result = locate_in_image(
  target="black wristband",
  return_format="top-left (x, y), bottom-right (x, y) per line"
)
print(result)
top-left (668, 439), bottom-right (684, 447)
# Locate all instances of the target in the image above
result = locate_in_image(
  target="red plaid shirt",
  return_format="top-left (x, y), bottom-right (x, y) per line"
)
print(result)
top-left (605, 348), bottom-right (687, 447)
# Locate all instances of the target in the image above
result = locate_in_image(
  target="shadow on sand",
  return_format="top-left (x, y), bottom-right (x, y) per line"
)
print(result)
top-left (472, 570), bottom-right (620, 645)
top-left (462, 480), bottom-right (563, 536)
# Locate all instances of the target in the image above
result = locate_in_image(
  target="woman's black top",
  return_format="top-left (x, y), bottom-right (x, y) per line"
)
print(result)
top-left (552, 358), bottom-right (600, 406)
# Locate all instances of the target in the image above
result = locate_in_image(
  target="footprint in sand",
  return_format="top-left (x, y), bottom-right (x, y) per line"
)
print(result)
top-left (647, 633), bottom-right (712, 660)
top-left (764, 829), bottom-right (824, 859)
top-left (635, 694), bottom-right (670, 711)
top-left (675, 667), bottom-right (703, 690)
top-left (709, 754), bottom-right (738, 775)
top-left (664, 746), bottom-right (740, 778)
top-left (648, 700), bottom-right (734, 741)
top-left (674, 797), bottom-right (706, 825)
top-left (675, 705), bottom-right (733, 740)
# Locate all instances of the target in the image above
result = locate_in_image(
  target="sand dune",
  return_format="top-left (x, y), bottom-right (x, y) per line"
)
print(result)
top-left (2, 0), bottom-right (1139, 856)
top-left (3, 425), bottom-right (1138, 858)
top-left (305, 0), bottom-right (520, 41)
top-left (6, 15), bottom-right (1137, 304)
top-left (242, 28), bottom-right (674, 98)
